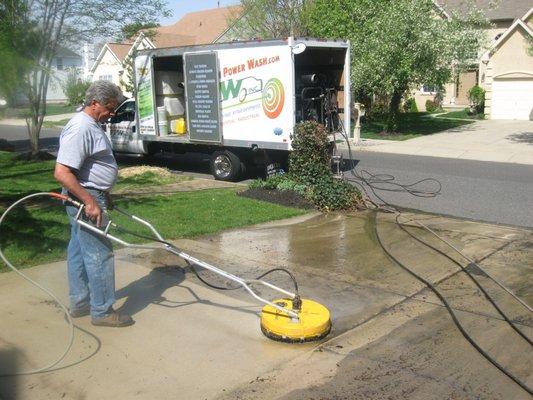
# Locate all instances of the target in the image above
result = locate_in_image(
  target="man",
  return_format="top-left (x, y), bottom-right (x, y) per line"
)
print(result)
top-left (54, 80), bottom-right (133, 327)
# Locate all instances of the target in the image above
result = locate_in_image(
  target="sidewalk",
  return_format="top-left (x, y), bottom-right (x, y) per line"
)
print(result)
top-left (0, 113), bottom-right (75, 126)
top-left (343, 119), bottom-right (533, 165)
top-left (1, 211), bottom-right (531, 399)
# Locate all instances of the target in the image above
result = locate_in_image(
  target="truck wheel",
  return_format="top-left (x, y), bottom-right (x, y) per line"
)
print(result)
top-left (211, 150), bottom-right (242, 181)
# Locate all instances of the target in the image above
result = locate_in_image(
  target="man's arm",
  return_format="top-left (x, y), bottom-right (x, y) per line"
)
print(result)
top-left (54, 163), bottom-right (102, 227)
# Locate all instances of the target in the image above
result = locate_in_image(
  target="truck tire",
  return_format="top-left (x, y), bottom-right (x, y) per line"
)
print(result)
top-left (211, 150), bottom-right (243, 181)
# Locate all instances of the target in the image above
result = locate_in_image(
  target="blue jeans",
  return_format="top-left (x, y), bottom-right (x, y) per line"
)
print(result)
top-left (65, 189), bottom-right (115, 318)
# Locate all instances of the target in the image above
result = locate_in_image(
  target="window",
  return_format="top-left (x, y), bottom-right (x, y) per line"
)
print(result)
top-left (421, 85), bottom-right (437, 94)
top-left (56, 57), bottom-right (63, 70)
top-left (110, 101), bottom-right (135, 123)
top-left (98, 74), bottom-right (113, 81)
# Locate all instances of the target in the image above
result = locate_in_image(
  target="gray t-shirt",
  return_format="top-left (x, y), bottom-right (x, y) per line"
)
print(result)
top-left (56, 112), bottom-right (118, 191)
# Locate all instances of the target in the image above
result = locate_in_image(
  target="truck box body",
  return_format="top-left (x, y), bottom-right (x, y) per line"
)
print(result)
top-left (107, 37), bottom-right (351, 179)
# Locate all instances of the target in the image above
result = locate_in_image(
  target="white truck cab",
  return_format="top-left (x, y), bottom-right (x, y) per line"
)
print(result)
top-left (106, 99), bottom-right (146, 154)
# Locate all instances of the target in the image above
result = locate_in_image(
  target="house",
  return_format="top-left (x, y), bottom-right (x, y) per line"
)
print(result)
top-left (413, 0), bottom-right (532, 120)
top-left (14, 47), bottom-right (83, 105)
top-left (145, 5), bottom-right (242, 46)
top-left (481, 8), bottom-right (533, 120)
top-left (89, 6), bottom-right (242, 96)
top-left (48, 47), bottom-right (84, 102)
top-left (89, 43), bottom-right (134, 95)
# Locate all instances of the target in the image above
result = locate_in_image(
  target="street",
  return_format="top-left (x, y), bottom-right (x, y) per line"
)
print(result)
top-left (1, 123), bottom-right (532, 229)
top-left (343, 150), bottom-right (533, 229)
top-left (0, 124), bottom-right (61, 153)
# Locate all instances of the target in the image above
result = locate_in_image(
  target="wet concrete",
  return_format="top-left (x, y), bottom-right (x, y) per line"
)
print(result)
top-left (1, 211), bottom-right (531, 399)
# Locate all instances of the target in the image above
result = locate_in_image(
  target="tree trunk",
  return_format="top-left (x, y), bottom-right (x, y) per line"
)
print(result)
top-left (385, 89), bottom-right (404, 133)
top-left (27, 113), bottom-right (43, 156)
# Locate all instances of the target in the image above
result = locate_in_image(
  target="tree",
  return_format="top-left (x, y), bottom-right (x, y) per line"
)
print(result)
top-left (0, 0), bottom-right (37, 104)
top-left (306, 0), bottom-right (489, 132)
top-left (119, 57), bottom-right (135, 96)
top-left (230, 0), bottom-right (309, 39)
top-left (117, 22), bottom-right (160, 95)
top-left (13, 0), bottom-right (171, 157)
top-left (61, 68), bottom-right (91, 106)
top-left (119, 21), bottom-right (160, 42)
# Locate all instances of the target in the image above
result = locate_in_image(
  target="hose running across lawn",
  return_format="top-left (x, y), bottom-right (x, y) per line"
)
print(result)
top-left (0, 192), bottom-right (75, 376)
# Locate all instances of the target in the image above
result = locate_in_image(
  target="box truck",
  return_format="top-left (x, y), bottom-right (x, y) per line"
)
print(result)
top-left (106, 37), bottom-right (351, 180)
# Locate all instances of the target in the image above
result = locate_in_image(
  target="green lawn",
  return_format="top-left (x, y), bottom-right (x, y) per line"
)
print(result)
top-left (0, 152), bottom-right (307, 272)
top-left (437, 108), bottom-right (485, 120)
top-left (42, 118), bottom-right (71, 128)
top-left (361, 112), bottom-right (475, 140)
top-left (0, 152), bottom-right (58, 203)
top-left (1, 103), bottom-right (76, 119)
top-left (114, 171), bottom-right (192, 191)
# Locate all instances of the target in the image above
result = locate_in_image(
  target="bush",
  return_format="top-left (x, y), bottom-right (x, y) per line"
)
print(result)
top-left (248, 175), bottom-right (306, 194)
top-left (403, 98), bottom-right (418, 113)
top-left (289, 121), bottom-right (361, 211)
top-left (248, 121), bottom-right (362, 211)
top-left (367, 101), bottom-right (389, 121)
top-left (425, 99), bottom-right (438, 113)
top-left (309, 176), bottom-right (361, 211)
top-left (248, 178), bottom-right (267, 189)
top-left (289, 121), bottom-right (332, 185)
top-left (62, 68), bottom-right (91, 106)
top-left (467, 85), bottom-right (485, 114)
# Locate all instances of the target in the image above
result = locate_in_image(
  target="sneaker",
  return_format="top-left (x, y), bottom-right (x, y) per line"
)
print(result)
top-left (69, 305), bottom-right (90, 318)
top-left (91, 309), bottom-right (134, 327)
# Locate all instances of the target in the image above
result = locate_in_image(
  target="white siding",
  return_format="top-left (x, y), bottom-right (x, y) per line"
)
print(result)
top-left (48, 56), bottom-right (83, 102)
top-left (92, 48), bottom-right (123, 87)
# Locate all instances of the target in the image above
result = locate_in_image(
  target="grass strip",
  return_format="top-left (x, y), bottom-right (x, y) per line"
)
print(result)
top-left (0, 151), bottom-right (307, 271)
top-left (436, 108), bottom-right (485, 120)
top-left (0, 189), bottom-right (306, 272)
top-left (361, 112), bottom-right (475, 140)
top-left (0, 103), bottom-right (76, 119)
top-left (42, 118), bottom-right (71, 128)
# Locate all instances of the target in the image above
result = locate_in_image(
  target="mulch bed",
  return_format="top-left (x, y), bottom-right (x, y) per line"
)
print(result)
top-left (238, 188), bottom-right (315, 210)
top-left (0, 139), bottom-right (15, 152)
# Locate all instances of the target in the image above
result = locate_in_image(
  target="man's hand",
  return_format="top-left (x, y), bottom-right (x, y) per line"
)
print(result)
top-left (54, 163), bottom-right (103, 227)
top-left (84, 197), bottom-right (102, 227)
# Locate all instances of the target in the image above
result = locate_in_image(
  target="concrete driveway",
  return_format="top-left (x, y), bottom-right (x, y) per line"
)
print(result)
top-left (351, 119), bottom-right (533, 165)
top-left (1, 211), bottom-right (532, 399)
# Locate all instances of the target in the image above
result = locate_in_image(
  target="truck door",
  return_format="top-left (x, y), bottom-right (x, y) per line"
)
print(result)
top-left (108, 100), bottom-right (146, 154)
top-left (183, 51), bottom-right (222, 143)
top-left (134, 54), bottom-right (156, 136)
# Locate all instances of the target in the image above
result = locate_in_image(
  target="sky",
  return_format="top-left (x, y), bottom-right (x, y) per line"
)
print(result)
top-left (159, 0), bottom-right (238, 26)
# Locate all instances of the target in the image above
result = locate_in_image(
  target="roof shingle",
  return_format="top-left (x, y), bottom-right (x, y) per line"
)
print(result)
top-left (107, 43), bottom-right (133, 62)
top-left (151, 5), bottom-right (242, 47)
top-left (437, 0), bottom-right (532, 21)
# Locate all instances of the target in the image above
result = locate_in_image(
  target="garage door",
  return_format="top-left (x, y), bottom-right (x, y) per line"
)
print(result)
top-left (491, 78), bottom-right (533, 120)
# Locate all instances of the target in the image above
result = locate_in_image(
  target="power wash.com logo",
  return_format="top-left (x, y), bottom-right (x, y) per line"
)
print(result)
top-left (220, 77), bottom-right (285, 119)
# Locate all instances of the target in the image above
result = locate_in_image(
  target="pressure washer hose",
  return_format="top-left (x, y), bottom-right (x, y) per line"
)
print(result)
top-left (0, 192), bottom-right (76, 376)
top-left (333, 122), bottom-right (533, 395)
top-left (0, 192), bottom-right (304, 375)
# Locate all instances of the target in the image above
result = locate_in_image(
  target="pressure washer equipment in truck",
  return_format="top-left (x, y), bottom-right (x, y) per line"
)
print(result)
top-left (0, 192), bottom-right (331, 374)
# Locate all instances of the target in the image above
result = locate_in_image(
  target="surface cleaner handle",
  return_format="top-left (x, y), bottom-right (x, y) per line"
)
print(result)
top-left (73, 204), bottom-right (163, 251)
top-left (66, 198), bottom-right (301, 319)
